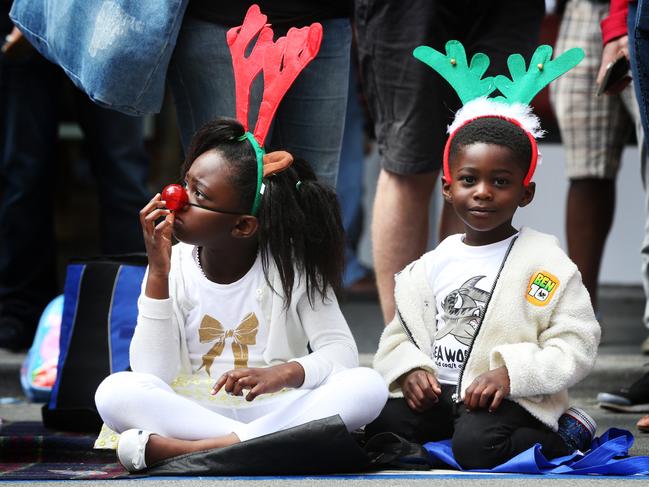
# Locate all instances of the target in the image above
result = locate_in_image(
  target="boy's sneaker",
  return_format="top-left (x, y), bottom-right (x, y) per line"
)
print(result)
top-left (557, 407), bottom-right (597, 453)
top-left (597, 372), bottom-right (649, 413)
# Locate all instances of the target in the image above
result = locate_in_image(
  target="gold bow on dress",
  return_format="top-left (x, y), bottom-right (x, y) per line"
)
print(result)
top-left (197, 312), bottom-right (259, 376)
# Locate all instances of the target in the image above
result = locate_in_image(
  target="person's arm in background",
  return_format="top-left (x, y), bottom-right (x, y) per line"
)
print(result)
top-left (597, 0), bottom-right (630, 85)
top-left (1, 25), bottom-right (32, 59)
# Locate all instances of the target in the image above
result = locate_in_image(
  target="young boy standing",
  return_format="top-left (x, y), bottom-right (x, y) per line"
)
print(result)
top-left (369, 42), bottom-right (601, 469)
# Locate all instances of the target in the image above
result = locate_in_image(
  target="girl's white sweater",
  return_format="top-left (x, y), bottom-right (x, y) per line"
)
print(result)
top-left (129, 242), bottom-right (358, 389)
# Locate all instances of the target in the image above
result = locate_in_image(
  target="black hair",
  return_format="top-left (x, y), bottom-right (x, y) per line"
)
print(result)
top-left (448, 117), bottom-right (532, 173)
top-left (182, 118), bottom-right (344, 306)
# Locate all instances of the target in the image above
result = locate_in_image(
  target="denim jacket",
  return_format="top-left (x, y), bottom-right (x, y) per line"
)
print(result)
top-left (10, 0), bottom-right (188, 115)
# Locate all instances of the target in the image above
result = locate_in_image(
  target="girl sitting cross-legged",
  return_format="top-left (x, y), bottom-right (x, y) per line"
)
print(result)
top-left (95, 118), bottom-right (388, 472)
top-left (95, 6), bottom-right (388, 472)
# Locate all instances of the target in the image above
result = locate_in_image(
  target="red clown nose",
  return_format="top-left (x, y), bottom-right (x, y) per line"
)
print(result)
top-left (161, 184), bottom-right (189, 211)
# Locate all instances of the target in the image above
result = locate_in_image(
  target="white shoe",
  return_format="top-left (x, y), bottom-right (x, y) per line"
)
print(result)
top-left (117, 429), bottom-right (153, 472)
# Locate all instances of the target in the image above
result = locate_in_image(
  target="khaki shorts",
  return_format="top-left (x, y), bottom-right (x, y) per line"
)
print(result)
top-left (550, 0), bottom-right (644, 180)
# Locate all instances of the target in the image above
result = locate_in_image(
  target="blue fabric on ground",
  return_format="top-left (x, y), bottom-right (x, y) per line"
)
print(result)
top-left (423, 428), bottom-right (649, 475)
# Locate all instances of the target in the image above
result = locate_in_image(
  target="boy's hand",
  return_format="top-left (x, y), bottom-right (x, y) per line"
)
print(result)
top-left (464, 366), bottom-right (510, 412)
top-left (212, 362), bottom-right (305, 402)
top-left (397, 368), bottom-right (442, 412)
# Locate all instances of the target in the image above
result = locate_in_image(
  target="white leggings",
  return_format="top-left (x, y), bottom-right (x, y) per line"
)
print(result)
top-left (95, 367), bottom-right (388, 442)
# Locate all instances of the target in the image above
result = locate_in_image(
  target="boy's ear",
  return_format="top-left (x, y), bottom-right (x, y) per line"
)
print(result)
top-left (441, 176), bottom-right (453, 203)
top-left (231, 215), bottom-right (259, 238)
top-left (519, 181), bottom-right (536, 208)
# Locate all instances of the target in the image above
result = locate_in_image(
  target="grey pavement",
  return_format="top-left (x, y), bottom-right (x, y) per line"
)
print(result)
top-left (1, 285), bottom-right (649, 484)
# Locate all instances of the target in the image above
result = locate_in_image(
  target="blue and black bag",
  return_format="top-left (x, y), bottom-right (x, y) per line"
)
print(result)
top-left (42, 254), bottom-right (147, 432)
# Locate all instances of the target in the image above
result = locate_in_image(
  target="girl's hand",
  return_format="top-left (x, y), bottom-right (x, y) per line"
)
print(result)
top-left (397, 368), bottom-right (442, 412)
top-left (139, 193), bottom-right (174, 277)
top-left (211, 362), bottom-right (305, 402)
top-left (463, 366), bottom-right (510, 412)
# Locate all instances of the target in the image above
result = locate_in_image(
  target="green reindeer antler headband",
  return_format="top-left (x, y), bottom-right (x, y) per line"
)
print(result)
top-left (413, 40), bottom-right (584, 186)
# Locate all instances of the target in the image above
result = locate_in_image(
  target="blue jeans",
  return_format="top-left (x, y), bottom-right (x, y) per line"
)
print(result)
top-left (167, 15), bottom-right (351, 188)
top-left (337, 66), bottom-right (370, 287)
top-left (9, 0), bottom-right (188, 115)
top-left (630, 0), bottom-right (649, 328)
top-left (0, 51), bottom-right (150, 330)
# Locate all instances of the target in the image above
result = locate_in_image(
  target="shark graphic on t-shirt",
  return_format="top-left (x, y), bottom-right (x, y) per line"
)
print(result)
top-left (435, 275), bottom-right (490, 347)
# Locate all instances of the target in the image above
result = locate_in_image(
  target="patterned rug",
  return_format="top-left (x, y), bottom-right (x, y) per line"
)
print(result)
top-left (0, 421), bottom-right (127, 480)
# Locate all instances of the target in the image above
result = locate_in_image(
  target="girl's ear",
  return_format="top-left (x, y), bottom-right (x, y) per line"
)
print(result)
top-left (519, 181), bottom-right (536, 208)
top-left (441, 176), bottom-right (453, 203)
top-left (232, 215), bottom-right (259, 238)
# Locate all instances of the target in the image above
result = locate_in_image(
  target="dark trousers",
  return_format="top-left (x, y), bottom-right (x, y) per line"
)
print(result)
top-left (0, 51), bottom-right (150, 331)
top-left (366, 386), bottom-right (571, 470)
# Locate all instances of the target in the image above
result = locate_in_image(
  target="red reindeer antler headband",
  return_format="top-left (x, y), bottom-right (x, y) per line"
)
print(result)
top-left (227, 5), bottom-right (323, 215)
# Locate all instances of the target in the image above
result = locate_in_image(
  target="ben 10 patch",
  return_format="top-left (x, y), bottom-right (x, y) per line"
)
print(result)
top-left (526, 271), bottom-right (560, 306)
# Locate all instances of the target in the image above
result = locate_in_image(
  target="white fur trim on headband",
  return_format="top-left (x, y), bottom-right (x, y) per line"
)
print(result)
top-left (447, 98), bottom-right (545, 139)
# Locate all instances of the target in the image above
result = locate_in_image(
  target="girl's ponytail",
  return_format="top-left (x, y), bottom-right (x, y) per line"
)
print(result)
top-left (257, 158), bottom-right (344, 307)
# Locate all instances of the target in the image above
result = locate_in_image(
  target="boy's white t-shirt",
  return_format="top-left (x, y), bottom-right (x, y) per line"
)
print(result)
top-left (423, 233), bottom-right (517, 385)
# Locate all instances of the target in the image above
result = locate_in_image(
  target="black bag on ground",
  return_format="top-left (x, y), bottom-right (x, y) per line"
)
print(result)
top-left (143, 416), bottom-right (373, 476)
top-left (42, 254), bottom-right (147, 433)
top-left (364, 431), bottom-right (433, 470)
top-left (142, 415), bottom-right (434, 476)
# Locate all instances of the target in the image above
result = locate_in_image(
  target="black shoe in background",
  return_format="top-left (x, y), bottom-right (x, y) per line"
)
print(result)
top-left (597, 372), bottom-right (649, 413)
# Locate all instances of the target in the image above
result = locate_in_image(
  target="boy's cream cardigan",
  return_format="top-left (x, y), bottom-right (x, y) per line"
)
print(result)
top-left (374, 227), bottom-right (600, 430)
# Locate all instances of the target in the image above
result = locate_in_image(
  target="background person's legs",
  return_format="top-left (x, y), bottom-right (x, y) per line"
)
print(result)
top-left (0, 54), bottom-right (60, 350)
top-left (566, 178), bottom-right (615, 310)
top-left (641, 125), bottom-right (649, 349)
top-left (444, 0), bottom-right (544, 239)
top-left (355, 0), bottom-right (453, 324)
top-left (625, 1), bottom-right (649, 348)
top-left (356, 0), bottom-right (543, 325)
top-left (76, 93), bottom-right (150, 254)
top-left (271, 18), bottom-right (351, 189)
top-left (168, 16), bottom-right (350, 189)
top-left (597, 0), bottom-right (649, 430)
top-left (337, 65), bottom-right (373, 290)
top-left (371, 170), bottom-right (435, 323)
top-left (551, 0), bottom-right (633, 313)
top-left (167, 17), bottom-right (235, 153)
